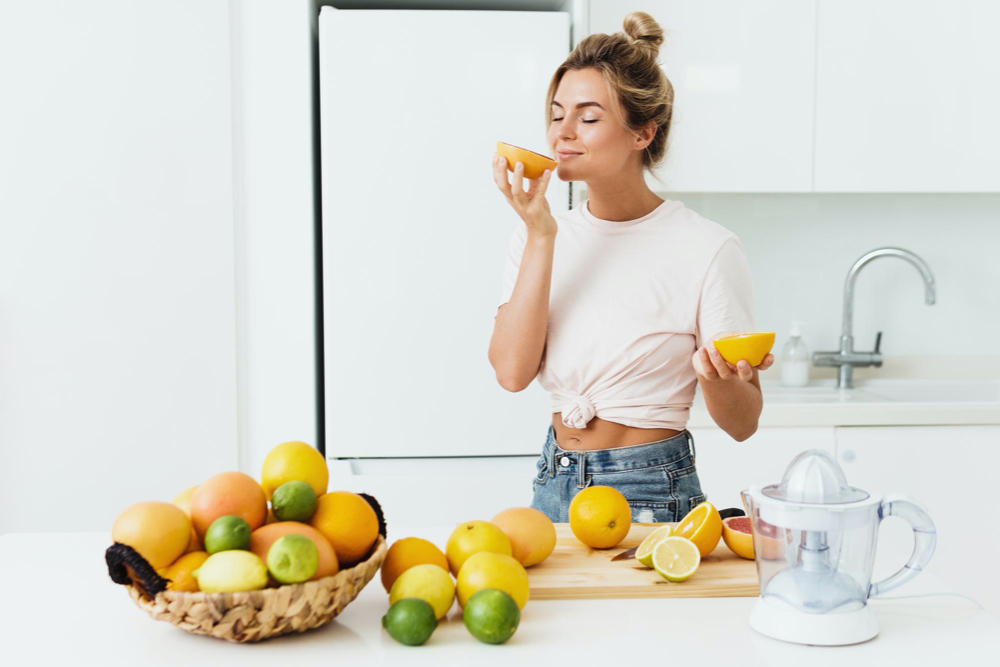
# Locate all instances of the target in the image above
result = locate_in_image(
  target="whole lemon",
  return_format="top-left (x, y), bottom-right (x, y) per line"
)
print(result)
top-left (456, 551), bottom-right (529, 610)
top-left (568, 485), bottom-right (632, 549)
top-left (389, 563), bottom-right (456, 620)
top-left (160, 551), bottom-right (209, 592)
top-left (194, 550), bottom-right (268, 593)
top-left (381, 537), bottom-right (449, 593)
top-left (112, 501), bottom-right (192, 570)
top-left (445, 521), bottom-right (512, 576)
top-left (261, 441), bottom-right (329, 501)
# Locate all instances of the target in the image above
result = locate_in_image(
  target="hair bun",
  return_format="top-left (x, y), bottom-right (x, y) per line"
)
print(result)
top-left (622, 11), bottom-right (664, 54)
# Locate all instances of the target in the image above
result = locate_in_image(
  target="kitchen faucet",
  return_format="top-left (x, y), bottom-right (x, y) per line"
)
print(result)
top-left (813, 247), bottom-right (936, 389)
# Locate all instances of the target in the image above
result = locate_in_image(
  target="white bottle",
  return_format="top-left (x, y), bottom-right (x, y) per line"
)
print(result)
top-left (780, 321), bottom-right (810, 387)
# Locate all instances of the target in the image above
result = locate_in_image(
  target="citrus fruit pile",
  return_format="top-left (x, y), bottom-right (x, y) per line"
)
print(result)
top-left (111, 441), bottom-right (380, 593)
top-left (380, 506), bottom-right (555, 646)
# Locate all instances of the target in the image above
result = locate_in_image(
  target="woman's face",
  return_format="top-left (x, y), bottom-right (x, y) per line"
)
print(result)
top-left (547, 67), bottom-right (650, 183)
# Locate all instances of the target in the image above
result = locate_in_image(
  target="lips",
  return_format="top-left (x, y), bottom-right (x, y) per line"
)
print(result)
top-left (557, 151), bottom-right (582, 160)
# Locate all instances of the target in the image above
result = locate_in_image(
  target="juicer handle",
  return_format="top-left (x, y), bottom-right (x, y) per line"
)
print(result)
top-left (868, 494), bottom-right (937, 598)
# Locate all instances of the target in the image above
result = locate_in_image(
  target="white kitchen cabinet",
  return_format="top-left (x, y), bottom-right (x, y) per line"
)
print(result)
top-left (588, 1), bottom-right (817, 192)
top-left (835, 425), bottom-right (1000, 613)
top-left (815, 0), bottom-right (1000, 192)
top-left (691, 426), bottom-right (836, 511)
top-left (0, 1), bottom-right (238, 533)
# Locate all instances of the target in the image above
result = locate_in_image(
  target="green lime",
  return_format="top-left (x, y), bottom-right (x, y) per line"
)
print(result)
top-left (271, 480), bottom-right (318, 522)
top-left (382, 598), bottom-right (438, 646)
top-left (266, 534), bottom-right (319, 584)
top-left (463, 588), bottom-right (520, 644)
top-left (203, 515), bottom-right (251, 554)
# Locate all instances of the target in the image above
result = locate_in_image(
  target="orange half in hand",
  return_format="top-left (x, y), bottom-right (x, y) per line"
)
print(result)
top-left (712, 332), bottom-right (775, 367)
top-left (497, 141), bottom-right (558, 180)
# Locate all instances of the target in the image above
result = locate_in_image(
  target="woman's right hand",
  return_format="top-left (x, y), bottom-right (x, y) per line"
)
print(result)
top-left (493, 152), bottom-right (558, 238)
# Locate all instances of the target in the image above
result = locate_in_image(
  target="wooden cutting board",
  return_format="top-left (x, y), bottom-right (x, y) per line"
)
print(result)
top-left (527, 523), bottom-right (760, 600)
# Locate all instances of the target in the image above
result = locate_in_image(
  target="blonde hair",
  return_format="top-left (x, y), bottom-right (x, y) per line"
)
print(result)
top-left (545, 12), bottom-right (673, 179)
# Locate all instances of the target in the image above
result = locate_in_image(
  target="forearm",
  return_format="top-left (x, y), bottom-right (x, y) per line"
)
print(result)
top-left (698, 373), bottom-right (762, 441)
top-left (488, 234), bottom-right (555, 391)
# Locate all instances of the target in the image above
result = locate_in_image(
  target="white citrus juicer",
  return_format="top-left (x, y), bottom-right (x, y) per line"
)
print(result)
top-left (741, 449), bottom-right (936, 646)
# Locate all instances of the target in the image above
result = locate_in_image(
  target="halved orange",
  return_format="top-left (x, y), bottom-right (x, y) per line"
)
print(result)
top-left (497, 141), bottom-right (558, 180)
top-left (712, 332), bottom-right (775, 367)
top-left (671, 501), bottom-right (723, 558)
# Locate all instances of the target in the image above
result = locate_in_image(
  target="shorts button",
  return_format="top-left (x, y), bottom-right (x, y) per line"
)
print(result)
top-left (560, 456), bottom-right (571, 467)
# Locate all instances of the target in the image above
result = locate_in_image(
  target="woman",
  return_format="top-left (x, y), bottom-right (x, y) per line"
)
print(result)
top-left (488, 12), bottom-right (774, 524)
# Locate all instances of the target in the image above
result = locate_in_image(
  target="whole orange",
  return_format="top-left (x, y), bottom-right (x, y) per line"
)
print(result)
top-left (249, 521), bottom-right (339, 582)
top-left (309, 491), bottom-right (379, 566)
top-left (160, 551), bottom-right (209, 592)
top-left (568, 486), bottom-right (632, 549)
top-left (381, 537), bottom-right (449, 593)
top-left (445, 521), bottom-right (512, 576)
top-left (189, 472), bottom-right (267, 538)
top-left (490, 507), bottom-right (556, 567)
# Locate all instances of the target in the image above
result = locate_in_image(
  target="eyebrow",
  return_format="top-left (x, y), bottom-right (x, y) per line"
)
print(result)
top-left (552, 101), bottom-right (605, 110)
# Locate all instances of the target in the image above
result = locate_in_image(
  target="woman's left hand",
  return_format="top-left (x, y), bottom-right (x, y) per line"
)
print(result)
top-left (692, 343), bottom-right (774, 383)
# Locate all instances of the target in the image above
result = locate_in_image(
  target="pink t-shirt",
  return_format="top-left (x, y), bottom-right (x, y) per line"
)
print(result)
top-left (497, 198), bottom-right (755, 430)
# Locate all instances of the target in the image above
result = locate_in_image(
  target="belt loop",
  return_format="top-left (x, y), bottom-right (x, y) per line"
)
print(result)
top-left (577, 451), bottom-right (587, 488)
top-left (687, 430), bottom-right (697, 463)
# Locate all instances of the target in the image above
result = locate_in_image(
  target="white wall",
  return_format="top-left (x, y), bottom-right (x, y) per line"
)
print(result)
top-left (0, 1), bottom-right (239, 534)
top-left (669, 193), bottom-right (1000, 361)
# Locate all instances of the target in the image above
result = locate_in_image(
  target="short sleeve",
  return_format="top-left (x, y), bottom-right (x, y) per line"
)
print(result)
top-left (497, 220), bottom-right (528, 312)
top-left (695, 236), bottom-right (755, 349)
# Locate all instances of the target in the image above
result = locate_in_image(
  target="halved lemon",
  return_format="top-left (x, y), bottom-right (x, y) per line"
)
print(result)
top-left (635, 525), bottom-right (673, 568)
top-left (672, 502), bottom-right (723, 558)
top-left (651, 536), bottom-right (701, 582)
top-left (711, 332), bottom-right (775, 367)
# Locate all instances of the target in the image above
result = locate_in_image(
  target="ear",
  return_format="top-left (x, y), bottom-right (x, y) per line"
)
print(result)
top-left (634, 121), bottom-right (657, 150)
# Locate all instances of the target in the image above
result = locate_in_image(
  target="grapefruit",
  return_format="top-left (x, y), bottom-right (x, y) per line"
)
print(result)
top-left (490, 507), bottom-right (556, 567)
top-left (112, 501), bottom-right (192, 570)
top-left (721, 516), bottom-right (755, 560)
top-left (456, 551), bottom-right (530, 610)
top-left (250, 521), bottom-right (339, 582)
top-left (189, 471), bottom-right (267, 538)
top-left (171, 485), bottom-right (203, 554)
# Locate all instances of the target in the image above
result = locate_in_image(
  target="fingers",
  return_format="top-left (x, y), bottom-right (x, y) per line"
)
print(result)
top-left (758, 354), bottom-right (775, 371)
top-left (510, 161), bottom-right (526, 204)
top-left (707, 346), bottom-right (733, 379)
top-left (736, 360), bottom-right (753, 381)
top-left (526, 168), bottom-right (550, 197)
top-left (493, 153), bottom-right (513, 201)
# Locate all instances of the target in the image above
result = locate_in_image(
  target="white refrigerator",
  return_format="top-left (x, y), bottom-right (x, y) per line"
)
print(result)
top-left (319, 7), bottom-right (570, 523)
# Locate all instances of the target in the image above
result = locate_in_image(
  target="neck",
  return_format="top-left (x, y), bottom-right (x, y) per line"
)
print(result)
top-left (582, 172), bottom-right (664, 222)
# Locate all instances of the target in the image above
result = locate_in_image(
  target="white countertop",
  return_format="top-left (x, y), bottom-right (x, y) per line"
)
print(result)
top-left (3, 527), bottom-right (997, 664)
top-left (689, 378), bottom-right (1000, 427)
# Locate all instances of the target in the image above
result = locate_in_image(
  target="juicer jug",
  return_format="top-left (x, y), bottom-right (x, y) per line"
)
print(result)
top-left (741, 449), bottom-right (936, 645)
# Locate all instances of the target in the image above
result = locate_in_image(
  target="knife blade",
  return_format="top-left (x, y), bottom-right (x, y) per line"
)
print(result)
top-left (610, 507), bottom-right (746, 561)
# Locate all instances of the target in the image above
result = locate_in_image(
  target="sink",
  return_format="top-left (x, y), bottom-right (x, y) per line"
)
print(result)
top-left (760, 378), bottom-right (1000, 405)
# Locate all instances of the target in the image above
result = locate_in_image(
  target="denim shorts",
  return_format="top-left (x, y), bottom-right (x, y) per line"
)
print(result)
top-left (529, 424), bottom-right (707, 523)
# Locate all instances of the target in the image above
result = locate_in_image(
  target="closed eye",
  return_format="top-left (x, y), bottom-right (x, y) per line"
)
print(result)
top-left (552, 118), bottom-right (598, 123)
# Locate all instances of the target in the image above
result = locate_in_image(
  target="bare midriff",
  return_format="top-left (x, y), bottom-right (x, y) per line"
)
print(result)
top-left (551, 413), bottom-right (683, 451)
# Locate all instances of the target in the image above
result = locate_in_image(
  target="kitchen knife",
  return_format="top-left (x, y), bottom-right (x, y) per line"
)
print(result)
top-left (610, 507), bottom-right (746, 561)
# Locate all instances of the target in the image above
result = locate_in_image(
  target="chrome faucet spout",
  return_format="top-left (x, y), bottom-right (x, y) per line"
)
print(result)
top-left (815, 247), bottom-right (936, 388)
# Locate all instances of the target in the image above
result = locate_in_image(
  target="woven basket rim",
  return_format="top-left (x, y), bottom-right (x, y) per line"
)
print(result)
top-left (130, 534), bottom-right (387, 603)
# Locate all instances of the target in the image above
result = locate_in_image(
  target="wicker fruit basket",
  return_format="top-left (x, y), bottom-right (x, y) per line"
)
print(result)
top-left (106, 494), bottom-right (388, 643)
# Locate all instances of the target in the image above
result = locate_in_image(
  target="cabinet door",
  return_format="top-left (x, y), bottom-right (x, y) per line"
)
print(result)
top-left (0, 1), bottom-right (238, 533)
top-left (691, 427), bottom-right (836, 511)
top-left (836, 426), bottom-right (1000, 613)
top-left (588, 1), bottom-right (817, 192)
top-left (815, 0), bottom-right (1000, 192)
